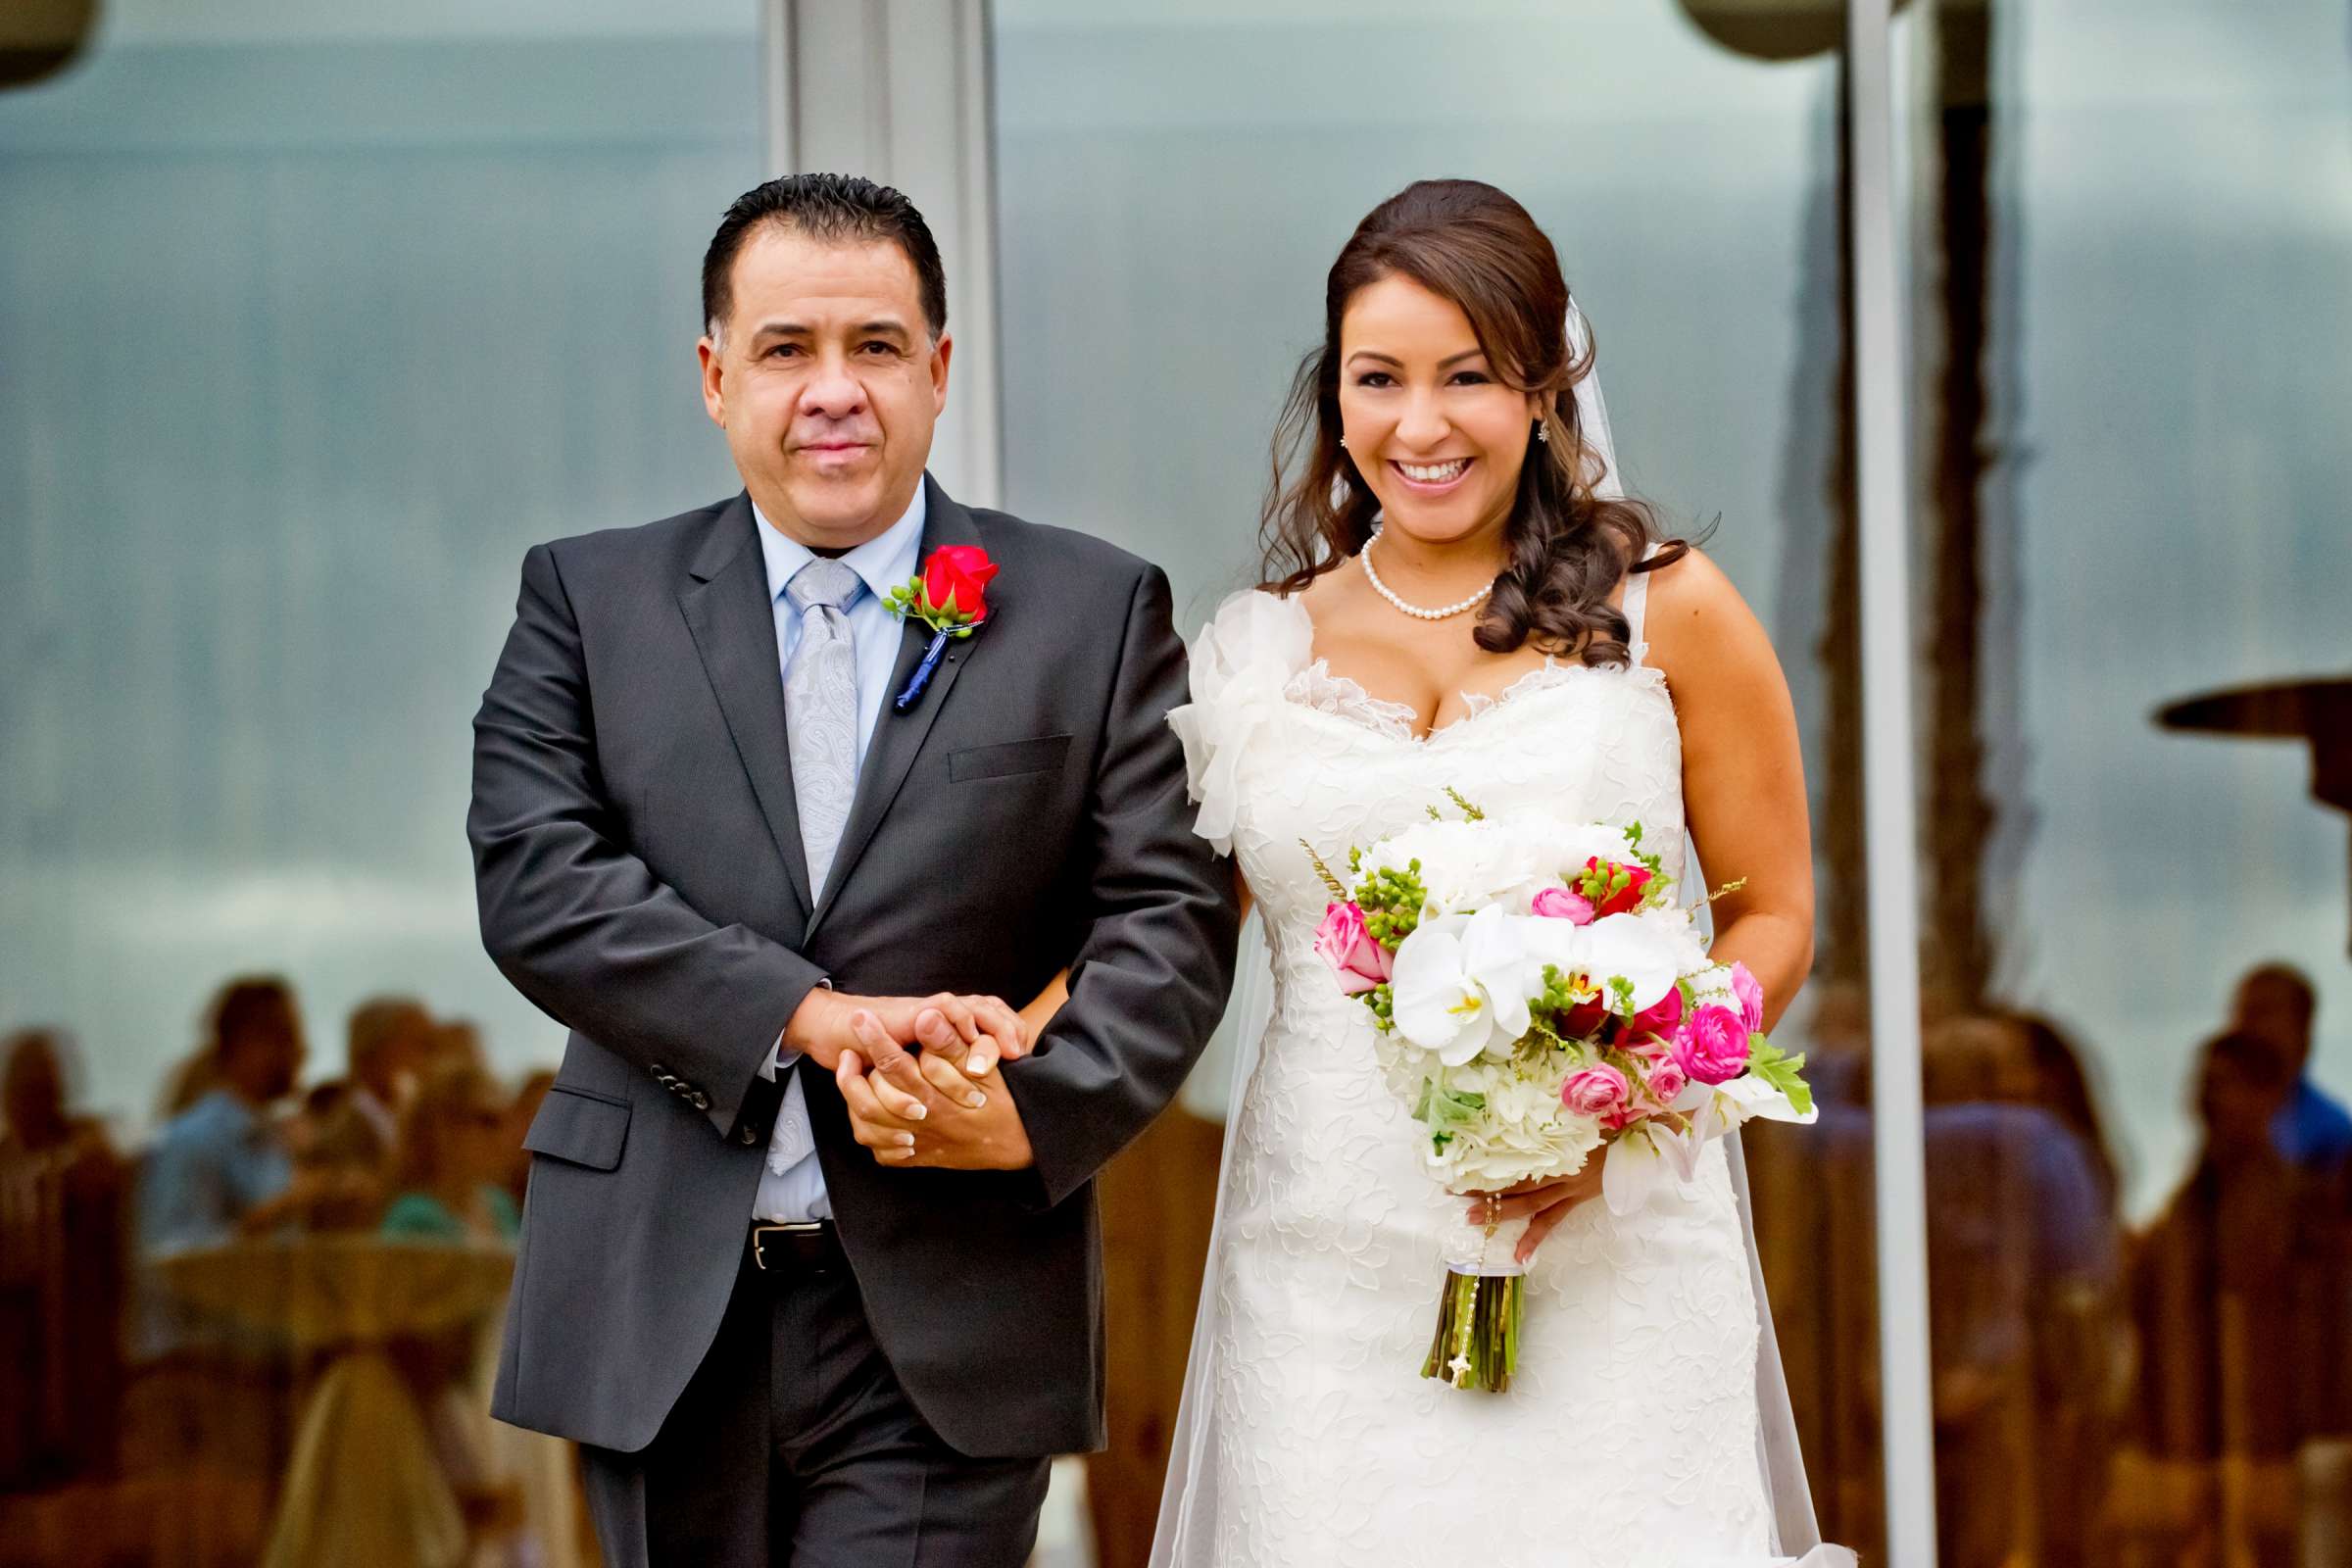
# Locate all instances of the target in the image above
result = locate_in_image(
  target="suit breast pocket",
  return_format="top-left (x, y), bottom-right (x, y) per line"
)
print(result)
top-left (948, 733), bottom-right (1073, 784)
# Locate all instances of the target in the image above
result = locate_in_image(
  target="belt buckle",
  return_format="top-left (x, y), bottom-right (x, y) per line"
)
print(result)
top-left (752, 1221), bottom-right (823, 1272)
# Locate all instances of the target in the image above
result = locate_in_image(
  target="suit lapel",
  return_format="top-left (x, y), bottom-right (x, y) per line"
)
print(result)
top-left (807, 474), bottom-right (984, 938)
top-left (678, 494), bottom-right (816, 918)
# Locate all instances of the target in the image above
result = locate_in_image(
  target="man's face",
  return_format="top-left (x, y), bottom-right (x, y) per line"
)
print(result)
top-left (2199, 1046), bottom-right (2290, 1148)
top-left (2233, 976), bottom-right (2313, 1065)
top-left (700, 226), bottom-right (951, 549)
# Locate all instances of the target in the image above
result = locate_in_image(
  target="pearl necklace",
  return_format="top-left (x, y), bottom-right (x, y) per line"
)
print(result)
top-left (1359, 530), bottom-right (1494, 620)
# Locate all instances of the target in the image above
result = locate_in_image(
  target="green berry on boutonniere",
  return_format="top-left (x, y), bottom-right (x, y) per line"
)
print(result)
top-left (885, 544), bottom-right (997, 638)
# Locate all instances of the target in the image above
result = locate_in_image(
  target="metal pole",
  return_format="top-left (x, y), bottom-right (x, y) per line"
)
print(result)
top-left (956, 0), bottom-right (1004, 508)
top-left (1848, 0), bottom-right (1939, 1559)
top-left (761, 0), bottom-right (797, 176)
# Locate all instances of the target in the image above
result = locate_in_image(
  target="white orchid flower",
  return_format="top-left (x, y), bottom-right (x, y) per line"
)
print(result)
top-left (1712, 1074), bottom-right (1819, 1127)
top-left (1391, 907), bottom-right (1539, 1065)
top-left (1517, 910), bottom-right (1680, 1018)
top-left (1573, 914), bottom-right (1680, 1013)
top-left (1601, 1119), bottom-right (1709, 1216)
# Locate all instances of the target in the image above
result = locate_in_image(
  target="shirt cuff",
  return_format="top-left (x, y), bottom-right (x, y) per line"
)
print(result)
top-left (760, 1028), bottom-right (800, 1081)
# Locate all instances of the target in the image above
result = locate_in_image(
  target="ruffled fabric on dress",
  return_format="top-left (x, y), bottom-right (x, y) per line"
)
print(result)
top-left (1167, 589), bottom-right (1312, 855)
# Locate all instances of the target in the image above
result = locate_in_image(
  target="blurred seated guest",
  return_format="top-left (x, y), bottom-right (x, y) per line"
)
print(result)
top-left (276, 1083), bottom-right (387, 1232)
top-left (152, 1043), bottom-right (221, 1122)
top-left (1, 1028), bottom-right (119, 1174)
top-left (381, 1066), bottom-right (519, 1245)
top-left (425, 1015), bottom-right (488, 1080)
top-left (136, 977), bottom-right (307, 1252)
top-left (381, 1066), bottom-right (535, 1557)
top-left (2230, 962), bottom-right (2352, 1176)
top-left (120, 981), bottom-right (312, 1493)
top-left (341, 996), bottom-right (436, 1156)
top-left (501, 1069), bottom-right (556, 1208)
top-left (0, 1028), bottom-right (130, 1488)
top-left (1920, 1013), bottom-right (2122, 1568)
top-left (2132, 1028), bottom-right (2352, 1562)
top-left (2000, 1011), bottom-right (2132, 1565)
top-left (2011, 1010), bottom-right (2125, 1206)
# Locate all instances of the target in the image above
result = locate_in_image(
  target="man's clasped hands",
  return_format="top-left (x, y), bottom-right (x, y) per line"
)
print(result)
top-left (785, 986), bottom-right (1043, 1172)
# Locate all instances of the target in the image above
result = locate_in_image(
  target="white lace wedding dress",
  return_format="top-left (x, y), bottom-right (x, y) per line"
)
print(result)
top-left (1153, 573), bottom-right (1852, 1567)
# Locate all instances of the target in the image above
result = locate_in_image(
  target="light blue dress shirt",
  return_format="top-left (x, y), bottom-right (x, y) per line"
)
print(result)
top-left (751, 484), bottom-right (927, 1223)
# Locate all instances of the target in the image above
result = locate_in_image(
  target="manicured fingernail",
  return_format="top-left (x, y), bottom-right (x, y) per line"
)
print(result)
top-left (896, 1132), bottom-right (915, 1148)
top-left (967, 1054), bottom-right (988, 1074)
top-left (964, 1093), bottom-right (986, 1110)
top-left (906, 1103), bottom-right (925, 1120)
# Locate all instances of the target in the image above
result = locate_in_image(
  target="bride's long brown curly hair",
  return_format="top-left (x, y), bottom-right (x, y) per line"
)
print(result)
top-left (1260, 179), bottom-right (1685, 666)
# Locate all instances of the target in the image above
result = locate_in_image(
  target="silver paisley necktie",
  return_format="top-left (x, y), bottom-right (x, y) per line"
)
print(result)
top-left (784, 558), bottom-right (864, 901)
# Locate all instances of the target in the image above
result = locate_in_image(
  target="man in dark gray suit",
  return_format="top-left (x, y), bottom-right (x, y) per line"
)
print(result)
top-left (469, 173), bottom-right (1239, 1566)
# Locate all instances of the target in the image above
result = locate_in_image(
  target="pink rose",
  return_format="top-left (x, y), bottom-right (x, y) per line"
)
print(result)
top-left (1561, 1063), bottom-right (1631, 1119)
top-left (1632, 985), bottom-right (1684, 1039)
top-left (1312, 901), bottom-right (1393, 996)
top-left (1642, 1059), bottom-right (1688, 1107)
top-left (1673, 1004), bottom-right (1752, 1086)
top-left (1531, 886), bottom-right (1596, 925)
top-left (1729, 961), bottom-right (1766, 1032)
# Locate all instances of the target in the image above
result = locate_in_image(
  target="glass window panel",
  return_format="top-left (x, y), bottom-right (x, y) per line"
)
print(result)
top-left (1904, 0), bottom-right (2352, 1560)
top-left (0, 2), bottom-right (760, 1549)
top-left (1, 2), bottom-right (762, 1123)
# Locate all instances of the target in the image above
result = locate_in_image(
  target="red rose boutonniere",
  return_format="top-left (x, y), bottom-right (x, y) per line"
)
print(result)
top-left (887, 545), bottom-right (1000, 711)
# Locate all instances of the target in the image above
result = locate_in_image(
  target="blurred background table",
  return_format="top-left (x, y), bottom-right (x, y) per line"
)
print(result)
top-left (153, 1238), bottom-right (516, 1568)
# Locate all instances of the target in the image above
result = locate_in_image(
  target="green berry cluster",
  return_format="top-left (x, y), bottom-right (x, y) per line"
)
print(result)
top-left (1537, 962), bottom-right (1585, 1018)
top-left (1608, 975), bottom-right (1639, 1019)
top-left (1575, 858), bottom-right (1644, 909)
top-left (1352, 859), bottom-right (1427, 947)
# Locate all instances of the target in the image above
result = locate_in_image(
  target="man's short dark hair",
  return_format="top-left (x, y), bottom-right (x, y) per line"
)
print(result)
top-left (702, 173), bottom-right (948, 343)
top-left (2238, 961), bottom-right (2318, 1024)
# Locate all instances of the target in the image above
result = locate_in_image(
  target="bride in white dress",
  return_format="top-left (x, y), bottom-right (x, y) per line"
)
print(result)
top-left (1153, 180), bottom-right (1853, 1566)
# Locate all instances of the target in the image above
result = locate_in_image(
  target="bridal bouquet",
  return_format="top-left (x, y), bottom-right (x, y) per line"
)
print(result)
top-left (1307, 797), bottom-right (1816, 1392)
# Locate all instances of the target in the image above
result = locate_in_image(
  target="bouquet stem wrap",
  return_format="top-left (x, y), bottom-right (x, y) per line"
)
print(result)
top-left (1422, 1204), bottom-right (1525, 1393)
top-left (1422, 1266), bottom-right (1525, 1393)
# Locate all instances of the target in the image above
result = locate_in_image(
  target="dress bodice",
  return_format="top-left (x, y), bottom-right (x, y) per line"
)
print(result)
top-left (1171, 588), bottom-right (1688, 951)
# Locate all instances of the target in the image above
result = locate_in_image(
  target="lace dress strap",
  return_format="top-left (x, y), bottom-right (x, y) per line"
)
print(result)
top-left (1623, 540), bottom-right (1663, 665)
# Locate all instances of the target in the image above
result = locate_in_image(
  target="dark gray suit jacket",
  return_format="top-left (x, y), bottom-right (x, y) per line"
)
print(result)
top-left (469, 475), bottom-right (1239, 1458)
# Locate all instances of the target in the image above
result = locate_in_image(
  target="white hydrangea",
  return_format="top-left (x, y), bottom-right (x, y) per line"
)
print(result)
top-left (1361, 817), bottom-right (1537, 918)
top-left (1375, 1043), bottom-right (1605, 1191)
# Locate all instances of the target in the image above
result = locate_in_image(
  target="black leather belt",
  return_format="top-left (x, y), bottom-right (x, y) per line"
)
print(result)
top-left (748, 1220), bottom-right (842, 1277)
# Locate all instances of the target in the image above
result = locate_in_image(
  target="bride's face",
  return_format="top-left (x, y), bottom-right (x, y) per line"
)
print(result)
top-left (1336, 273), bottom-right (1542, 550)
